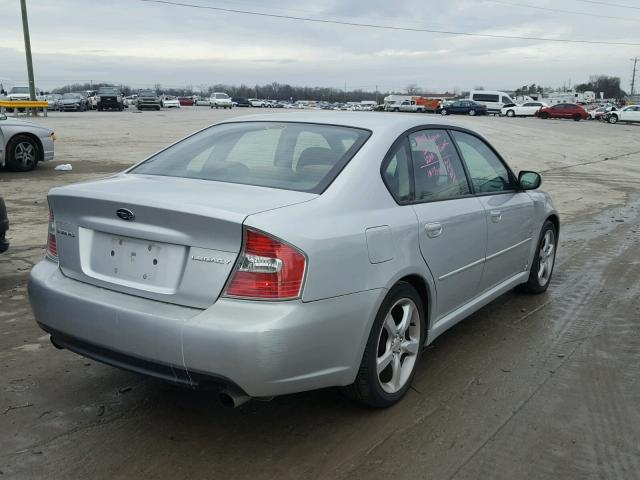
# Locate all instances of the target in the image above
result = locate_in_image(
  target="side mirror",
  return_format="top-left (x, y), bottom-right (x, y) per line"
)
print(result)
top-left (518, 171), bottom-right (541, 190)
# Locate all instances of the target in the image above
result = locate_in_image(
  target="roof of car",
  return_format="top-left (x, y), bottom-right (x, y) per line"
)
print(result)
top-left (219, 112), bottom-right (466, 135)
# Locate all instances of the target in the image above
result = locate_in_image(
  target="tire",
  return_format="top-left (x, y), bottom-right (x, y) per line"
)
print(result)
top-left (440, 109), bottom-right (448, 116)
top-left (393, 108), bottom-right (399, 112)
top-left (573, 114), bottom-right (581, 121)
top-left (516, 220), bottom-right (557, 294)
top-left (342, 282), bottom-right (425, 407)
top-left (608, 115), bottom-right (618, 124)
top-left (540, 112), bottom-right (549, 119)
top-left (506, 110), bottom-right (515, 117)
top-left (469, 109), bottom-right (476, 116)
top-left (5, 134), bottom-right (39, 172)
top-left (156, 106), bottom-right (160, 111)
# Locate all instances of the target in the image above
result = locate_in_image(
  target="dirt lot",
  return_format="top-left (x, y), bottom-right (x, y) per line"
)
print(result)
top-left (1, 108), bottom-right (639, 479)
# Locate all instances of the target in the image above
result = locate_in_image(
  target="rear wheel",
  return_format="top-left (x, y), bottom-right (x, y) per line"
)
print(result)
top-left (5, 135), bottom-right (39, 172)
top-left (469, 109), bottom-right (476, 116)
top-left (517, 220), bottom-right (557, 294)
top-left (342, 282), bottom-right (425, 407)
top-left (573, 114), bottom-right (581, 121)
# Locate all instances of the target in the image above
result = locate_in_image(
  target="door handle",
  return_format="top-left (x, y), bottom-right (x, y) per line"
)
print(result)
top-left (490, 210), bottom-right (502, 223)
top-left (425, 222), bottom-right (443, 238)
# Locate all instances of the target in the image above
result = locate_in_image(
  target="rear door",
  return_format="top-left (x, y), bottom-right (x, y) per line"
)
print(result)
top-left (406, 129), bottom-right (488, 317)
top-left (451, 130), bottom-right (534, 290)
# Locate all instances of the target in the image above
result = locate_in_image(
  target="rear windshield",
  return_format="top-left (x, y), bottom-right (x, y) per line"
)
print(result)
top-left (130, 122), bottom-right (370, 193)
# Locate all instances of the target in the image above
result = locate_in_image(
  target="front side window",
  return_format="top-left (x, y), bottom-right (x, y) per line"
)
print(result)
top-left (451, 131), bottom-right (515, 194)
top-left (131, 122), bottom-right (370, 193)
top-left (409, 130), bottom-right (470, 201)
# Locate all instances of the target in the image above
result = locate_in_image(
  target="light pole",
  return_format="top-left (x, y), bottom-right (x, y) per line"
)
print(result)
top-left (20, 0), bottom-right (36, 102)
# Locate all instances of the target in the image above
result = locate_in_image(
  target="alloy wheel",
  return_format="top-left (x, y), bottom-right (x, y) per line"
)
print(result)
top-left (376, 298), bottom-right (421, 394)
top-left (14, 141), bottom-right (36, 168)
top-left (537, 229), bottom-right (556, 286)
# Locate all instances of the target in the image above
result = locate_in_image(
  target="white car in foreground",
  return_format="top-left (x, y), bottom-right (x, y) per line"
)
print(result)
top-left (161, 96), bottom-right (181, 108)
top-left (501, 102), bottom-right (548, 117)
top-left (606, 105), bottom-right (640, 124)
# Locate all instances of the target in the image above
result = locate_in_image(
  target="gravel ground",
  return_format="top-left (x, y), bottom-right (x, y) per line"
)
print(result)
top-left (1, 108), bottom-right (639, 479)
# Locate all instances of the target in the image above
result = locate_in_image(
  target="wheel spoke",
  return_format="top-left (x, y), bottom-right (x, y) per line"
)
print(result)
top-left (397, 303), bottom-right (413, 334)
top-left (391, 354), bottom-right (402, 391)
top-left (376, 349), bottom-right (393, 375)
top-left (384, 314), bottom-right (397, 336)
top-left (401, 339), bottom-right (419, 355)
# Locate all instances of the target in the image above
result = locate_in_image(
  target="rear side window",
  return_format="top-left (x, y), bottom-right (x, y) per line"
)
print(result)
top-left (473, 93), bottom-right (499, 103)
top-left (409, 130), bottom-right (470, 201)
top-left (383, 140), bottom-right (411, 202)
top-left (131, 122), bottom-right (370, 193)
top-left (451, 131), bottom-right (515, 194)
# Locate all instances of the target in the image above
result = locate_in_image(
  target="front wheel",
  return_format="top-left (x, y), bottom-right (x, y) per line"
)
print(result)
top-left (5, 135), bottom-right (39, 171)
top-left (342, 283), bottom-right (425, 407)
top-left (440, 109), bottom-right (448, 115)
top-left (608, 115), bottom-right (618, 124)
top-left (506, 110), bottom-right (515, 117)
top-left (517, 220), bottom-right (557, 294)
top-left (540, 112), bottom-right (549, 119)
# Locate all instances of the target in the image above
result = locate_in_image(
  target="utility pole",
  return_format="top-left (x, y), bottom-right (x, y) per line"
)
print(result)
top-left (375, 84), bottom-right (378, 104)
top-left (20, 0), bottom-right (36, 102)
top-left (631, 57), bottom-right (638, 96)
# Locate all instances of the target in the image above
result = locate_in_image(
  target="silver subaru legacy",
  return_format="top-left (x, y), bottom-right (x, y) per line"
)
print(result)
top-left (29, 113), bottom-right (558, 407)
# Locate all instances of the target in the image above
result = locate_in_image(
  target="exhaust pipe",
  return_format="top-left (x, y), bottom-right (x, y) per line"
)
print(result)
top-left (219, 388), bottom-right (251, 408)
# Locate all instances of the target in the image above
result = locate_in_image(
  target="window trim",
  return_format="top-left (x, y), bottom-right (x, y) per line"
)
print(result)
top-left (380, 124), bottom-right (519, 205)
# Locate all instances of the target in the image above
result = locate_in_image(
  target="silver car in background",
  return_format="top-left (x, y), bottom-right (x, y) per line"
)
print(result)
top-left (29, 113), bottom-right (558, 407)
top-left (1, 113), bottom-right (55, 171)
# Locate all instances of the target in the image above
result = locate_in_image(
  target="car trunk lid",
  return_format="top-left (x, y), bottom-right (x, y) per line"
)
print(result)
top-left (48, 174), bottom-right (316, 308)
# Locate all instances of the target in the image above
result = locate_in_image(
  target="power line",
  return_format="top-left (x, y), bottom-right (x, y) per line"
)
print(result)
top-left (488, 0), bottom-right (640, 23)
top-left (573, 0), bottom-right (640, 10)
top-left (139, 0), bottom-right (640, 46)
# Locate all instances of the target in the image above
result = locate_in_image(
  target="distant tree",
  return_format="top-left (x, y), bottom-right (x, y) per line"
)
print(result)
top-left (474, 85), bottom-right (485, 91)
top-left (405, 84), bottom-right (421, 95)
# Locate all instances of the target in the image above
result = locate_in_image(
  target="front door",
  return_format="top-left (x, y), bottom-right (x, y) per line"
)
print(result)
top-left (450, 130), bottom-right (534, 290)
top-left (406, 129), bottom-right (488, 318)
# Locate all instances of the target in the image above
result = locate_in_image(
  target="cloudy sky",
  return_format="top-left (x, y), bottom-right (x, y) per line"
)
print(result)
top-left (1, 0), bottom-right (638, 92)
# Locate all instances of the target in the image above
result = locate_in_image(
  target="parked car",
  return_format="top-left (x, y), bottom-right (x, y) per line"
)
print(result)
top-left (535, 103), bottom-right (588, 121)
top-left (501, 102), bottom-right (548, 117)
top-left (605, 105), bottom-right (640, 124)
top-left (248, 98), bottom-right (267, 107)
top-left (437, 100), bottom-right (487, 116)
top-left (231, 97), bottom-right (251, 107)
top-left (58, 93), bottom-right (88, 112)
top-left (587, 106), bottom-right (609, 120)
top-left (178, 97), bottom-right (194, 106)
top-left (136, 90), bottom-right (161, 110)
top-left (0, 196), bottom-right (8, 254)
top-left (210, 92), bottom-right (233, 109)
top-left (0, 112), bottom-right (55, 171)
top-left (97, 87), bottom-right (124, 111)
top-left (161, 95), bottom-right (181, 108)
top-left (29, 113), bottom-right (558, 408)
top-left (7, 86), bottom-right (32, 101)
top-left (44, 94), bottom-right (62, 111)
top-left (469, 90), bottom-right (515, 114)
top-left (194, 97), bottom-right (211, 106)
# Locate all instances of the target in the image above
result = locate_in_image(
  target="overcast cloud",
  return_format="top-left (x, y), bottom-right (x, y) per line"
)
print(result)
top-left (0, 0), bottom-right (638, 92)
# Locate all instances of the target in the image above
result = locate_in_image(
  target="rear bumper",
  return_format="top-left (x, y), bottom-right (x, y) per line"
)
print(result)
top-left (29, 260), bottom-right (383, 397)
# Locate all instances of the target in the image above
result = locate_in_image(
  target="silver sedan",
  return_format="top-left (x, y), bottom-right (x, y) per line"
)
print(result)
top-left (0, 113), bottom-right (55, 171)
top-left (29, 113), bottom-right (558, 407)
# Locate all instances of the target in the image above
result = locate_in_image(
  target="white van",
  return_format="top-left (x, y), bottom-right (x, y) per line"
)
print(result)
top-left (468, 90), bottom-right (514, 113)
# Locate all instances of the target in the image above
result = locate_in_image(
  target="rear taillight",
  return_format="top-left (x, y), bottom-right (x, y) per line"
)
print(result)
top-left (224, 228), bottom-right (306, 300)
top-left (46, 207), bottom-right (58, 261)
